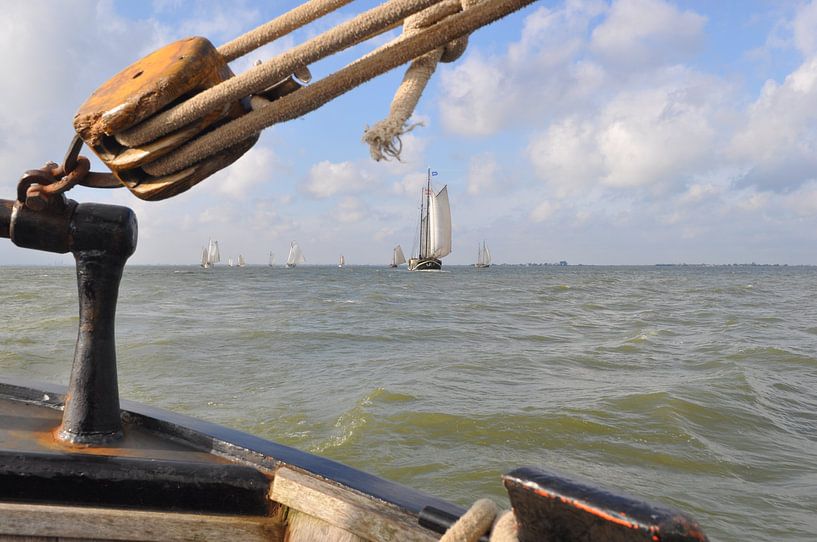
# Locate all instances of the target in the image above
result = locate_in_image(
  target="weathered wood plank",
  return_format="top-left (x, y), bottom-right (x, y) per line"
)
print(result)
top-left (0, 502), bottom-right (282, 542)
top-left (272, 467), bottom-right (438, 542)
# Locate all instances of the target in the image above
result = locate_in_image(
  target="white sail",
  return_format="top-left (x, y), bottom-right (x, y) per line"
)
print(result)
top-left (338, 255), bottom-right (345, 267)
top-left (238, 254), bottom-right (246, 267)
top-left (268, 252), bottom-right (275, 267)
top-left (393, 245), bottom-right (406, 266)
top-left (428, 185), bottom-right (452, 258)
top-left (476, 241), bottom-right (491, 267)
top-left (287, 241), bottom-right (305, 266)
top-left (207, 240), bottom-right (220, 264)
top-left (200, 247), bottom-right (208, 267)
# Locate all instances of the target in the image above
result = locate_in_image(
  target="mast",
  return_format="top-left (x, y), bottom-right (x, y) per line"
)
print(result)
top-left (424, 167), bottom-right (431, 259)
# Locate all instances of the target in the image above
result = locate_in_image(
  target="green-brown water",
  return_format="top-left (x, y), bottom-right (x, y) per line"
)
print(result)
top-left (2, 264), bottom-right (815, 541)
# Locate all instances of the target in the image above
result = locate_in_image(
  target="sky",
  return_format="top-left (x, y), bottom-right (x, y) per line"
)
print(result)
top-left (1, 0), bottom-right (817, 265)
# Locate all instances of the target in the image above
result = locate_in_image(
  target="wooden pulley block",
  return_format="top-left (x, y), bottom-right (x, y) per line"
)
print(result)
top-left (73, 37), bottom-right (256, 201)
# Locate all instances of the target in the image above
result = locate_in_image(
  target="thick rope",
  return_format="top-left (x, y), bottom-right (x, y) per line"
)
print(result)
top-left (117, 0), bottom-right (444, 148)
top-left (439, 500), bottom-right (519, 542)
top-left (489, 510), bottom-right (519, 542)
top-left (441, 499), bottom-right (498, 542)
top-left (217, 0), bottom-right (354, 62)
top-left (141, 0), bottom-right (535, 177)
top-left (362, 0), bottom-right (478, 161)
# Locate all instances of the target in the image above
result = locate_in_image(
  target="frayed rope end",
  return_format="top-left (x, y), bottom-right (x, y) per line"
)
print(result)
top-left (363, 120), bottom-right (424, 162)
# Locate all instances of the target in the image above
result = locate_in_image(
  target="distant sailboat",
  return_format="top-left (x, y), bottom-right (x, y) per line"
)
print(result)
top-left (408, 169), bottom-right (451, 271)
top-left (227, 257), bottom-right (234, 268)
top-left (338, 255), bottom-right (345, 268)
top-left (201, 239), bottom-right (220, 268)
top-left (475, 241), bottom-right (491, 268)
top-left (390, 245), bottom-right (406, 268)
top-left (286, 241), bottom-right (305, 268)
top-left (268, 252), bottom-right (275, 267)
top-left (238, 254), bottom-right (246, 268)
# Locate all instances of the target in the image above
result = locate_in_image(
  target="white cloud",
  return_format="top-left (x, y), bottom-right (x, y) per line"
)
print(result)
top-left (528, 75), bottom-right (725, 193)
top-left (332, 197), bottom-right (366, 223)
top-left (526, 117), bottom-right (605, 195)
top-left (439, 3), bottom-right (607, 136)
top-left (212, 146), bottom-right (282, 198)
top-left (304, 161), bottom-right (373, 198)
top-left (589, 0), bottom-right (706, 70)
top-left (391, 170), bottom-right (428, 196)
top-left (596, 83), bottom-right (718, 189)
top-left (730, 56), bottom-right (817, 190)
top-left (793, 1), bottom-right (817, 56)
top-left (530, 200), bottom-right (558, 222)
top-left (733, 190), bottom-right (771, 212)
top-left (782, 181), bottom-right (817, 215)
top-left (467, 153), bottom-right (499, 195)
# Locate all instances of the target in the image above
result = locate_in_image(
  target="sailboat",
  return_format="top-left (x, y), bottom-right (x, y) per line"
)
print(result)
top-left (238, 254), bottom-right (246, 268)
top-left (475, 240), bottom-right (491, 268)
top-left (286, 241), bottom-right (305, 268)
top-left (390, 244), bottom-right (406, 268)
top-left (201, 239), bottom-right (220, 268)
top-left (408, 169), bottom-right (452, 271)
top-left (338, 255), bottom-right (345, 268)
top-left (268, 251), bottom-right (275, 267)
top-left (227, 257), bottom-right (234, 267)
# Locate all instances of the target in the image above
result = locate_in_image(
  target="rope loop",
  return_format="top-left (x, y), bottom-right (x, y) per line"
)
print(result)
top-left (363, 0), bottom-right (481, 162)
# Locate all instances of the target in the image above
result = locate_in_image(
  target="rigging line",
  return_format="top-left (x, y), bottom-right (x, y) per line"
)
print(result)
top-left (217, 0), bottom-right (354, 62)
top-left (142, 0), bottom-right (536, 177)
top-left (117, 0), bottom-right (445, 148)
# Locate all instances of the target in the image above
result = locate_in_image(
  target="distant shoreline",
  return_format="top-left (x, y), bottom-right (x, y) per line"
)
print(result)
top-left (1, 263), bottom-right (813, 268)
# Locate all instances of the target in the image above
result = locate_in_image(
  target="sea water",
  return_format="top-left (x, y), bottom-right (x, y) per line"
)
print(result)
top-left (1, 264), bottom-right (815, 541)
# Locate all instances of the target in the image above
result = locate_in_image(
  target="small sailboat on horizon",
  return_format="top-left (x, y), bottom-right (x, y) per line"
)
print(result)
top-left (390, 244), bottom-right (406, 268)
top-left (338, 255), bottom-right (345, 268)
top-left (286, 241), bottom-right (305, 268)
top-left (475, 240), bottom-right (491, 268)
top-left (408, 168), bottom-right (451, 271)
top-left (238, 254), bottom-right (246, 268)
top-left (268, 251), bottom-right (275, 267)
top-left (200, 239), bottom-right (220, 268)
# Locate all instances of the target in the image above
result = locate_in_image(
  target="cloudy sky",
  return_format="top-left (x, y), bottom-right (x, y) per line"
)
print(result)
top-left (1, 0), bottom-right (816, 265)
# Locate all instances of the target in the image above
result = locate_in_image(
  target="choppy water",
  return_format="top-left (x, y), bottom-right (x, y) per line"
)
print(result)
top-left (2, 264), bottom-right (816, 541)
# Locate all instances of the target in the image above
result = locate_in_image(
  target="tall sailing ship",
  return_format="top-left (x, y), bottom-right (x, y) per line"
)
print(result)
top-left (390, 244), bottom-right (406, 268)
top-left (200, 239), bottom-right (220, 268)
top-left (475, 240), bottom-right (491, 268)
top-left (286, 241), bottom-right (305, 268)
top-left (408, 169), bottom-right (452, 271)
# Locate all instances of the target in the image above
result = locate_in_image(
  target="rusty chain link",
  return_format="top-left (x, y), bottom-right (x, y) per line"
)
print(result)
top-left (16, 135), bottom-right (121, 210)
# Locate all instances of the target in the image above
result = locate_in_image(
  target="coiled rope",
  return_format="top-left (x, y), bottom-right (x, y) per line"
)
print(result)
top-left (110, 0), bottom-right (534, 178)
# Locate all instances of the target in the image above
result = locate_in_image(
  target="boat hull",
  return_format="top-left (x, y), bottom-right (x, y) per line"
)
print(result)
top-left (0, 377), bottom-right (709, 542)
top-left (407, 258), bottom-right (441, 271)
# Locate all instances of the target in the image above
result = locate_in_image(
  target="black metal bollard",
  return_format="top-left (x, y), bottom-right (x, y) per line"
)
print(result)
top-left (9, 198), bottom-right (137, 444)
top-left (59, 203), bottom-right (137, 443)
